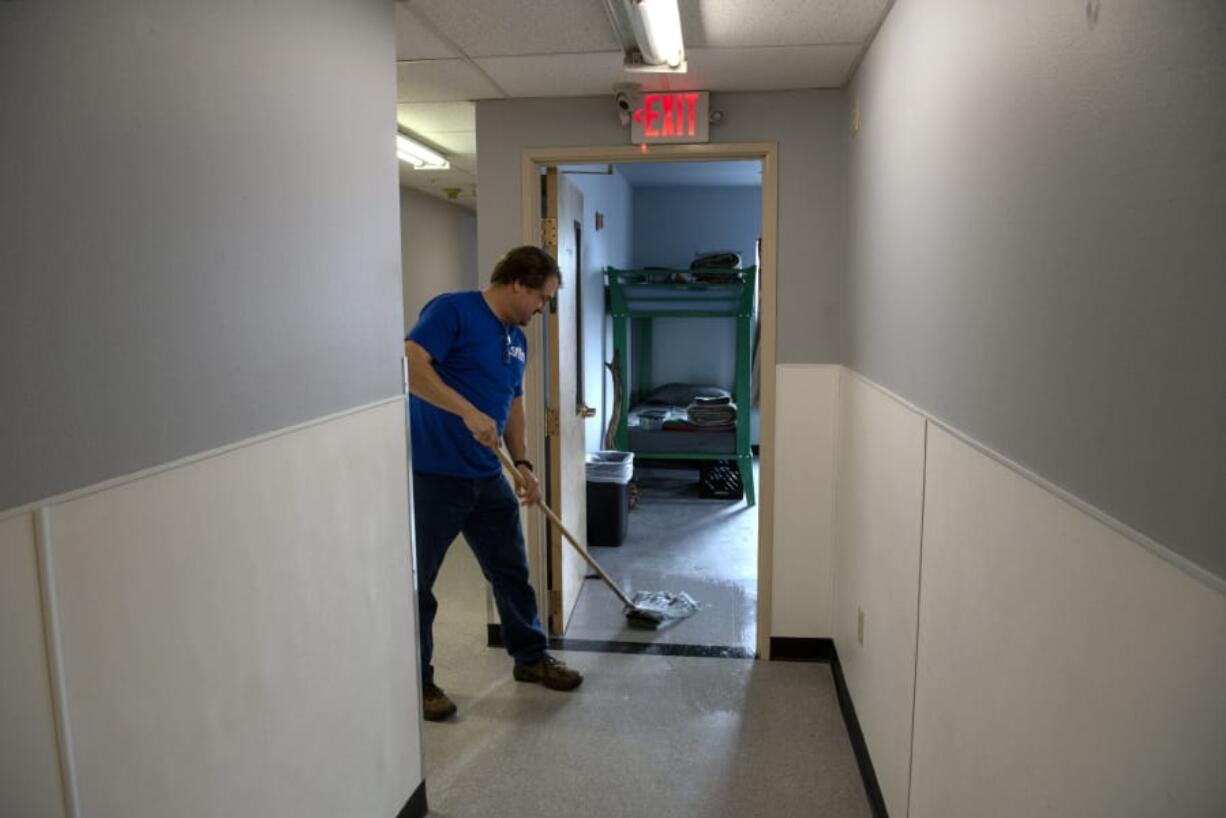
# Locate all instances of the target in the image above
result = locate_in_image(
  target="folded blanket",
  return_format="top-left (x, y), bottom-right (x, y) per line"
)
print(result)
top-left (686, 397), bottom-right (737, 429)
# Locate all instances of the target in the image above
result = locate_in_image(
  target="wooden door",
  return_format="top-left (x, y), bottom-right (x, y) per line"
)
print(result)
top-left (541, 168), bottom-right (588, 635)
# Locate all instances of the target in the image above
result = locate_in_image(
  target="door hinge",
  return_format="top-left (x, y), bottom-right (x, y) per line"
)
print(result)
top-left (549, 589), bottom-right (563, 617)
top-left (545, 407), bottom-right (560, 437)
top-left (401, 356), bottom-right (409, 396)
top-left (540, 217), bottom-right (558, 247)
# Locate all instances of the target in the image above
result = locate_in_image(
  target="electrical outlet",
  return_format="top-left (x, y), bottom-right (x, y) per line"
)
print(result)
top-left (857, 608), bottom-right (865, 647)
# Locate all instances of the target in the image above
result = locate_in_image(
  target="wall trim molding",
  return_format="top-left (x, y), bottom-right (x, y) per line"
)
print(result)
top-left (395, 779), bottom-right (428, 818)
top-left (34, 507), bottom-right (81, 818)
top-left (0, 396), bottom-right (405, 525)
top-left (843, 368), bottom-right (1226, 597)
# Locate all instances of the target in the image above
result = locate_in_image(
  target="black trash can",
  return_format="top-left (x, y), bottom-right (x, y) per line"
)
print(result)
top-left (585, 451), bottom-right (634, 547)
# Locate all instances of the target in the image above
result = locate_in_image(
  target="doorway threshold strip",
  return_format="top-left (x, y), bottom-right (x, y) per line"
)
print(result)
top-left (487, 625), bottom-right (752, 659)
top-left (551, 637), bottom-right (754, 659)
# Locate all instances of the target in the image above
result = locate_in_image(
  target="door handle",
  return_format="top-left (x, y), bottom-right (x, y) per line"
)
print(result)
top-left (578, 404), bottom-right (597, 419)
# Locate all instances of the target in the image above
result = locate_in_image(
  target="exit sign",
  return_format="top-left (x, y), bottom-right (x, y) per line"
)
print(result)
top-left (630, 92), bottom-right (709, 145)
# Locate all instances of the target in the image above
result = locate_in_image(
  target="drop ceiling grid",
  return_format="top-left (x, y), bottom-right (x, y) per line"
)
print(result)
top-left (392, 0), bottom-right (895, 199)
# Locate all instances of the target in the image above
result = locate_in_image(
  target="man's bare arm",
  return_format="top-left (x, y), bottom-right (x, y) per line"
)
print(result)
top-left (504, 395), bottom-right (541, 505)
top-left (504, 395), bottom-right (528, 462)
top-left (405, 340), bottom-right (498, 447)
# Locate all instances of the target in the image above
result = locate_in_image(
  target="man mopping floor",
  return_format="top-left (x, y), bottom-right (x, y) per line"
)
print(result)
top-left (405, 246), bottom-right (582, 722)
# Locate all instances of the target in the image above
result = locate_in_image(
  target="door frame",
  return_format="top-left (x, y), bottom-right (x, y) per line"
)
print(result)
top-left (519, 142), bottom-right (780, 660)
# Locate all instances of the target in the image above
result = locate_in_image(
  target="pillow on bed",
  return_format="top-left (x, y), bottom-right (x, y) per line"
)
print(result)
top-left (643, 383), bottom-right (731, 406)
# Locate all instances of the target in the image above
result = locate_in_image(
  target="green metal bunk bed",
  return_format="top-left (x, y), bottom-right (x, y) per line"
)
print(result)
top-left (605, 265), bottom-right (757, 507)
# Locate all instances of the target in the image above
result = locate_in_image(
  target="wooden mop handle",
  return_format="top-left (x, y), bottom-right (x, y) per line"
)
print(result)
top-left (493, 446), bottom-right (635, 609)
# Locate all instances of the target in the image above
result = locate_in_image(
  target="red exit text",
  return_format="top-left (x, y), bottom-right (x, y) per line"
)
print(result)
top-left (630, 92), bottom-right (710, 144)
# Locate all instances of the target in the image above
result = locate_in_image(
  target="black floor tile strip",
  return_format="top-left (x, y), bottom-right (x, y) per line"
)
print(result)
top-left (549, 637), bottom-right (755, 659)
top-left (488, 624), bottom-right (754, 659)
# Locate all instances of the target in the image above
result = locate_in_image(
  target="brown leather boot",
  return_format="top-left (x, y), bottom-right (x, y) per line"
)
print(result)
top-left (512, 655), bottom-right (583, 691)
top-left (422, 682), bottom-right (457, 721)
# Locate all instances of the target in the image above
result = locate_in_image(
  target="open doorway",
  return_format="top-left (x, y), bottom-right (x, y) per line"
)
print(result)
top-left (519, 145), bottom-right (779, 659)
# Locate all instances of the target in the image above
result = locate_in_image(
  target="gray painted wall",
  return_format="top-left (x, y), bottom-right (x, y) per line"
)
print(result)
top-left (475, 91), bottom-right (847, 365)
top-left (0, 0), bottom-right (403, 511)
top-left (400, 188), bottom-right (477, 331)
top-left (846, 0), bottom-right (1226, 577)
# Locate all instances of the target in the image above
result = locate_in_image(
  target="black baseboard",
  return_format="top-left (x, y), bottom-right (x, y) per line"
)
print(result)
top-left (829, 645), bottom-right (890, 818)
top-left (396, 779), bottom-right (428, 818)
top-left (769, 636), bottom-right (834, 662)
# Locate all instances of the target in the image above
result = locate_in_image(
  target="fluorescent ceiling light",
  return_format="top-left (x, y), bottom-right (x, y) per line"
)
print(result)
top-left (396, 133), bottom-right (449, 170)
top-left (627, 0), bottom-right (685, 71)
top-left (603, 0), bottom-right (686, 73)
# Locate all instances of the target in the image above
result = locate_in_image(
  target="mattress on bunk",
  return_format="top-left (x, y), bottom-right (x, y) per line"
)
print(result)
top-left (627, 383), bottom-right (738, 455)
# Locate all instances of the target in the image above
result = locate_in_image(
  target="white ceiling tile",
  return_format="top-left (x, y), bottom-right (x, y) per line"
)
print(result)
top-left (474, 51), bottom-right (623, 97)
top-left (400, 165), bottom-right (476, 187)
top-left (395, 2), bottom-right (458, 59)
top-left (681, 0), bottom-right (890, 48)
top-left (397, 102), bottom-right (476, 134)
top-left (400, 165), bottom-right (477, 210)
top-left (475, 51), bottom-right (695, 98)
top-left (685, 44), bottom-right (862, 91)
top-left (396, 59), bottom-right (504, 102)
top-left (446, 153), bottom-right (478, 174)
top-left (418, 131), bottom-right (476, 156)
top-left (410, 0), bottom-right (620, 57)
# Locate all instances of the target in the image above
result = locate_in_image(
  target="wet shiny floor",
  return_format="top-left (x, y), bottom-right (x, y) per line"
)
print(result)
top-left (422, 531), bottom-right (871, 818)
top-left (419, 461), bottom-right (869, 817)
top-left (565, 463), bottom-right (758, 649)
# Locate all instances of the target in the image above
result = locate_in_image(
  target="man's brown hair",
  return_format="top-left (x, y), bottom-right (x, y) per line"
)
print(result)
top-left (490, 246), bottom-right (562, 289)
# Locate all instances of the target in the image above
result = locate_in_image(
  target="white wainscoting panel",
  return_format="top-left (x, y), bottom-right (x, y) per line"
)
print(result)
top-left (771, 364), bottom-right (839, 637)
top-left (43, 401), bottom-right (421, 818)
top-left (833, 370), bottom-right (926, 817)
top-left (0, 512), bottom-right (68, 818)
top-left (910, 424), bottom-right (1226, 818)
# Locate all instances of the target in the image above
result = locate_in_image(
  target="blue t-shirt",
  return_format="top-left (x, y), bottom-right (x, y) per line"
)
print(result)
top-left (407, 291), bottom-right (527, 478)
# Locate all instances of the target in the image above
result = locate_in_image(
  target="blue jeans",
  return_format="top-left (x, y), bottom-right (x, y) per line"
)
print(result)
top-left (412, 471), bottom-right (548, 684)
